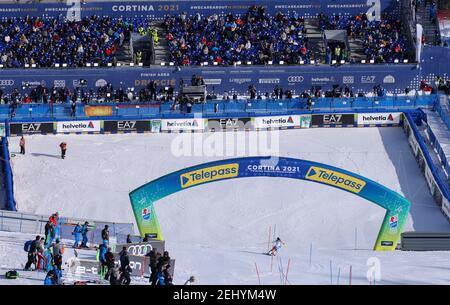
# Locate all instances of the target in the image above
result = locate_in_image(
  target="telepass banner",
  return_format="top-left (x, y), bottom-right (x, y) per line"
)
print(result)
top-left (129, 156), bottom-right (411, 251)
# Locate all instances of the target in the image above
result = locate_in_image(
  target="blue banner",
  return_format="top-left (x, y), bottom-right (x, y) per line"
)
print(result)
top-left (0, 64), bottom-right (424, 95)
top-left (0, 0), bottom-right (398, 19)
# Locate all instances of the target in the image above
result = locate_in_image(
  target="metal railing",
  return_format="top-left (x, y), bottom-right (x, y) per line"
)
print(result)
top-left (2, 94), bottom-right (438, 121)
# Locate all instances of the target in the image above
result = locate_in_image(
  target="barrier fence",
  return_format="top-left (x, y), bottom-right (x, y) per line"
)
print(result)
top-left (0, 210), bottom-right (135, 244)
top-left (1, 94), bottom-right (437, 122)
top-left (403, 113), bottom-right (450, 220)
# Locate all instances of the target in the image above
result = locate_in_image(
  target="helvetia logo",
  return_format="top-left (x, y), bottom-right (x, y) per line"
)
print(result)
top-left (305, 166), bottom-right (366, 193)
top-left (62, 121), bottom-right (95, 129)
top-left (180, 164), bottom-right (239, 188)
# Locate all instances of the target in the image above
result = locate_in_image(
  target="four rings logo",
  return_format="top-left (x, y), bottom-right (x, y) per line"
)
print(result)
top-left (287, 76), bottom-right (304, 83)
top-left (0, 80), bottom-right (14, 86)
top-left (126, 244), bottom-right (153, 256)
top-left (343, 76), bottom-right (355, 84)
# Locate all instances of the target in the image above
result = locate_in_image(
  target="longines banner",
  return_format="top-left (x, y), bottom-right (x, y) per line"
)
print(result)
top-left (0, 1), bottom-right (396, 19)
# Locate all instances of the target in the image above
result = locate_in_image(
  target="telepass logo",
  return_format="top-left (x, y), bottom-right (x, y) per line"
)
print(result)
top-left (180, 164), bottom-right (239, 188)
top-left (305, 166), bottom-right (366, 193)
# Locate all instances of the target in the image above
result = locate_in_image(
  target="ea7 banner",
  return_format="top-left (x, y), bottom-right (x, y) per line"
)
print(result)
top-left (10, 122), bottom-right (54, 135)
top-left (129, 156), bottom-right (411, 251)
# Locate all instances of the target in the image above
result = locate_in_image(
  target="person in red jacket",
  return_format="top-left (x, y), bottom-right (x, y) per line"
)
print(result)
top-left (59, 142), bottom-right (67, 159)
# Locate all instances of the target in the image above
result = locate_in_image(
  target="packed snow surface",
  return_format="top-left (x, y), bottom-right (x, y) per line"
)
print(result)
top-left (4, 128), bottom-right (450, 284)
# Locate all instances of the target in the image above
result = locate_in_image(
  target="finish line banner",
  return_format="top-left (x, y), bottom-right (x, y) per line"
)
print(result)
top-left (129, 156), bottom-right (411, 251)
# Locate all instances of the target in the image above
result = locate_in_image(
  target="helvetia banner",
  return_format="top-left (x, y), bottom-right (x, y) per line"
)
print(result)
top-left (129, 156), bottom-right (411, 251)
top-left (56, 120), bottom-right (101, 133)
top-left (253, 115), bottom-right (311, 129)
top-left (161, 118), bottom-right (206, 131)
top-left (357, 112), bottom-right (401, 125)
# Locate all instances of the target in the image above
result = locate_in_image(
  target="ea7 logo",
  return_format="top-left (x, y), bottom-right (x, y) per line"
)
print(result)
top-left (22, 123), bottom-right (41, 132)
top-left (118, 121), bottom-right (136, 130)
top-left (361, 76), bottom-right (376, 83)
top-left (323, 114), bottom-right (342, 124)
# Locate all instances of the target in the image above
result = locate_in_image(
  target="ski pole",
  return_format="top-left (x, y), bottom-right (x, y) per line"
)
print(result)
top-left (337, 267), bottom-right (340, 285)
top-left (349, 265), bottom-right (352, 285)
top-left (329, 260), bottom-right (333, 285)
top-left (309, 243), bottom-right (312, 267)
top-left (268, 226), bottom-right (271, 253)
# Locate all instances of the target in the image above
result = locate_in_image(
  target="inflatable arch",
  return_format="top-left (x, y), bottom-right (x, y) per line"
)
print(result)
top-left (129, 157), bottom-right (410, 251)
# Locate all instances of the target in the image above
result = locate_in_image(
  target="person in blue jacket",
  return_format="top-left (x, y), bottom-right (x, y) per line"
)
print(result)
top-left (72, 223), bottom-right (82, 248)
top-left (98, 239), bottom-right (109, 276)
top-left (81, 221), bottom-right (89, 248)
top-left (44, 270), bottom-right (56, 285)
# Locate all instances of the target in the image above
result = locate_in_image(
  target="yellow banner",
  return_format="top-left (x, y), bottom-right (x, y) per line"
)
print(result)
top-left (180, 164), bottom-right (239, 188)
top-left (85, 106), bottom-right (112, 117)
top-left (305, 166), bottom-right (366, 193)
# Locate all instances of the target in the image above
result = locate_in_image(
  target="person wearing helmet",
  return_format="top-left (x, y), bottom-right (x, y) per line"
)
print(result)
top-left (268, 237), bottom-right (285, 256)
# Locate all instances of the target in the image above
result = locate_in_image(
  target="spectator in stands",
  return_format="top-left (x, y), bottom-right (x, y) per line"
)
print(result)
top-left (126, 234), bottom-right (132, 244)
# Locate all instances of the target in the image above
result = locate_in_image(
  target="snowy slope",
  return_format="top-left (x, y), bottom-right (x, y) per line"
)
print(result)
top-left (4, 127), bottom-right (450, 284)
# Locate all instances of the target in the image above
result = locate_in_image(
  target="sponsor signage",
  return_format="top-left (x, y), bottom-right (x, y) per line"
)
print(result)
top-left (103, 120), bottom-right (151, 132)
top-left (312, 114), bottom-right (355, 125)
top-left (150, 120), bottom-right (161, 133)
top-left (115, 241), bottom-right (165, 256)
top-left (357, 113), bottom-right (401, 125)
top-left (305, 166), bottom-right (366, 194)
top-left (10, 122), bottom-right (54, 135)
top-left (207, 118), bottom-right (252, 131)
top-left (383, 75), bottom-right (395, 84)
top-left (56, 121), bottom-right (101, 133)
top-left (161, 119), bottom-right (205, 131)
top-left (253, 115), bottom-right (300, 129)
top-left (85, 106), bottom-right (113, 117)
top-left (180, 164), bottom-right (239, 189)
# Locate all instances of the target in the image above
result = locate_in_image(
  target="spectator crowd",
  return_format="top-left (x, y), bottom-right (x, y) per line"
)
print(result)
top-left (319, 12), bottom-right (408, 63)
top-left (164, 6), bottom-right (311, 66)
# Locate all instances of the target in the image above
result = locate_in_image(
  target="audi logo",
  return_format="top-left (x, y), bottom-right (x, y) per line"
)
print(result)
top-left (0, 80), bottom-right (14, 86)
top-left (127, 244), bottom-right (153, 256)
top-left (287, 76), bottom-right (304, 83)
